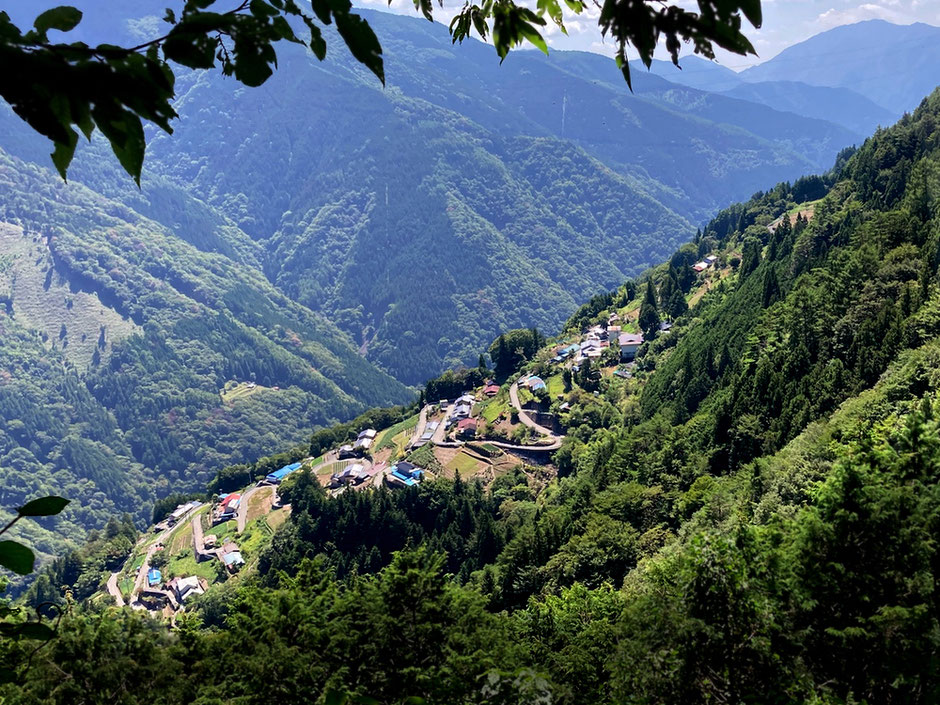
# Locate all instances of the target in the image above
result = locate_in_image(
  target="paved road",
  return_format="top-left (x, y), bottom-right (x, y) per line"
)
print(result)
top-left (237, 485), bottom-right (268, 533)
top-left (489, 437), bottom-right (563, 452)
top-left (131, 503), bottom-right (201, 604)
top-left (408, 406), bottom-right (429, 449)
top-left (243, 485), bottom-right (275, 532)
top-left (431, 403), bottom-right (452, 445)
top-left (509, 381), bottom-right (557, 437)
top-left (106, 572), bottom-right (125, 607)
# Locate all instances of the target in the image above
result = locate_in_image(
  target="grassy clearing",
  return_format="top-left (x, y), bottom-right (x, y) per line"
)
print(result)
top-left (166, 521), bottom-right (194, 555)
top-left (267, 507), bottom-right (289, 530)
top-left (546, 374), bottom-right (564, 398)
top-left (237, 520), bottom-right (269, 559)
top-left (375, 414), bottom-right (420, 452)
top-left (482, 396), bottom-right (510, 423)
top-left (166, 549), bottom-right (216, 583)
top-left (446, 450), bottom-right (484, 477)
top-left (786, 199), bottom-right (820, 218)
top-left (220, 381), bottom-right (266, 403)
top-left (0, 224), bottom-right (138, 369)
top-left (245, 487), bottom-right (272, 523)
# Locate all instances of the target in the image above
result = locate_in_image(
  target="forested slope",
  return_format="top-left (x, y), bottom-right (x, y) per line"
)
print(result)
top-left (0, 6), bottom-right (865, 384)
top-left (0, 147), bottom-right (410, 560)
top-left (8, 89), bottom-right (940, 705)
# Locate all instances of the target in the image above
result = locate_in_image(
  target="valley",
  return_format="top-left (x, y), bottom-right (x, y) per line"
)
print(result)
top-left (3, 6), bottom-right (940, 704)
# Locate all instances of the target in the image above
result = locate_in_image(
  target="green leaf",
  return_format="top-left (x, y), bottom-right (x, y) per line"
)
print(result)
top-left (33, 6), bottom-right (82, 33)
top-left (0, 541), bottom-right (35, 575)
top-left (738, 0), bottom-right (762, 28)
top-left (50, 139), bottom-right (76, 181)
top-left (333, 11), bottom-right (384, 84)
top-left (17, 496), bottom-right (70, 517)
top-left (93, 106), bottom-right (147, 186)
top-left (250, 0), bottom-right (279, 18)
top-left (324, 691), bottom-right (348, 705)
top-left (519, 23), bottom-right (548, 55)
top-left (163, 24), bottom-right (218, 69)
top-left (16, 623), bottom-right (55, 641)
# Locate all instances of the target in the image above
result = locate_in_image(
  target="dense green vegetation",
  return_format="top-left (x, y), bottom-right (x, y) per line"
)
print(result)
top-left (0, 6), bottom-right (865, 385)
top-left (5, 82), bottom-right (940, 705)
top-left (0, 147), bottom-right (410, 563)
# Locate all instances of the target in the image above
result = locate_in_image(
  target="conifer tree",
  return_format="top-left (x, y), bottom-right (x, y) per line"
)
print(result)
top-left (638, 282), bottom-right (661, 338)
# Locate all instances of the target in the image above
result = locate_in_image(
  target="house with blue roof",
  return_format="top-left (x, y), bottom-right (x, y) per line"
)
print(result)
top-left (147, 568), bottom-right (162, 587)
top-left (265, 462), bottom-right (302, 484)
top-left (388, 461), bottom-right (424, 488)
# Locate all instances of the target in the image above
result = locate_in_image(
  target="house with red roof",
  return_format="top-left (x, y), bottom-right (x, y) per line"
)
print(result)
top-left (456, 418), bottom-right (478, 439)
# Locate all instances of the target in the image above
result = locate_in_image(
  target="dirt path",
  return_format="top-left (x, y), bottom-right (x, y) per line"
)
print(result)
top-left (488, 437), bottom-right (563, 452)
top-left (106, 572), bottom-right (125, 607)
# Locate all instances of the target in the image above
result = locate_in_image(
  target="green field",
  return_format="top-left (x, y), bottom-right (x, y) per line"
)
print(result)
top-left (166, 549), bottom-right (217, 583)
top-left (483, 397), bottom-right (509, 423)
top-left (375, 413), bottom-right (420, 452)
top-left (446, 450), bottom-right (482, 476)
top-left (546, 374), bottom-right (564, 398)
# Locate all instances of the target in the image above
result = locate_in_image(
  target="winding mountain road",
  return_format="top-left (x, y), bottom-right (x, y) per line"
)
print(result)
top-left (509, 380), bottom-right (558, 437)
top-left (106, 572), bottom-right (125, 607)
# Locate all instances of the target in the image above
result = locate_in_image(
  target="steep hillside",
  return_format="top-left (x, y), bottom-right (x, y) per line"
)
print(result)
top-left (741, 19), bottom-right (940, 113)
top-left (13, 90), bottom-right (940, 705)
top-left (0, 147), bottom-right (410, 558)
top-left (0, 8), bottom-right (864, 385)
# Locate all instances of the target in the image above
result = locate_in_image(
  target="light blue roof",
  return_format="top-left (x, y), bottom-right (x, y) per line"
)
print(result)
top-left (147, 568), bottom-right (162, 585)
top-left (266, 462), bottom-right (302, 482)
top-left (222, 551), bottom-right (244, 566)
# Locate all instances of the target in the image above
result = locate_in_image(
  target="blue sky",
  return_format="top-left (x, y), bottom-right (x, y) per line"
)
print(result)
top-left (354, 0), bottom-right (940, 69)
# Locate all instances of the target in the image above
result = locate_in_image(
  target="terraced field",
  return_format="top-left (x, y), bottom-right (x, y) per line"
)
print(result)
top-left (0, 223), bottom-right (138, 368)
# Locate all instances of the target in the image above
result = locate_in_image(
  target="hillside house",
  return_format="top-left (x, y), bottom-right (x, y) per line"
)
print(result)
top-left (457, 417), bottom-right (478, 439)
top-left (619, 332), bottom-right (644, 361)
top-left (353, 436), bottom-right (373, 453)
top-left (338, 444), bottom-right (356, 459)
top-left (163, 500), bottom-right (201, 528)
top-left (170, 576), bottom-right (205, 604)
top-left (220, 542), bottom-right (245, 573)
top-left (388, 461), bottom-right (424, 488)
top-left (147, 568), bottom-right (162, 587)
top-left (523, 375), bottom-right (546, 392)
top-left (264, 462), bottom-right (301, 485)
top-left (339, 463), bottom-right (368, 486)
top-left (215, 493), bottom-right (240, 523)
top-left (579, 340), bottom-right (603, 360)
top-left (483, 382), bottom-right (500, 397)
top-left (357, 429), bottom-right (377, 441)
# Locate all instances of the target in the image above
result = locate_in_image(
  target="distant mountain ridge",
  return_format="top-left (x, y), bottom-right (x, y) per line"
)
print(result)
top-left (740, 19), bottom-right (940, 114)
